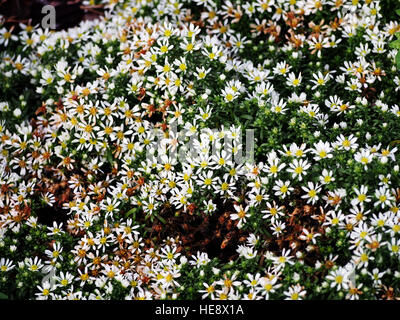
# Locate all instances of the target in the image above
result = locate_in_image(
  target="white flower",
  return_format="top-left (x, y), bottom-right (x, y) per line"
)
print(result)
top-left (286, 72), bottom-right (302, 87)
top-left (301, 182), bottom-right (322, 204)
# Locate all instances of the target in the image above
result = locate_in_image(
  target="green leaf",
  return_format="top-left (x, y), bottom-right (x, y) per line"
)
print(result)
top-left (390, 139), bottom-right (400, 146)
top-left (390, 40), bottom-right (400, 49)
top-left (126, 208), bottom-right (136, 215)
top-left (389, 40), bottom-right (400, 49)
top-left (0, 292), bottom-right (8, 300)
top-left (396, 9), bottom-right (400, 16)
top-left (241, 114), bottom-right (253, 121)
top-left (396, 52), bottom-right (400, 68)
top-left (106, 148), bottom-right (114, 164)
top-left (153, 213), bottom-right (166, 224)
top-left (125, 207), bottom-right (137, 220)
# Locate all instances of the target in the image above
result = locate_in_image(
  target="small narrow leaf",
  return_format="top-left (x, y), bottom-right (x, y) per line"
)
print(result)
top-left (390, 140), bottom-right (400, 146)
top-left (125, 207), bottom-right (137, 219)
top-left (154, 213), bottom-right (166, 224)
top-left (106, 148), bottom-right (113, 164)
top-left (241, 114), bottom-right (253, 121)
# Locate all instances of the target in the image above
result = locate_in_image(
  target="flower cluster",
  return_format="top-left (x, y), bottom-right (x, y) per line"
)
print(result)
top-left (0, 0), bottom-right (400, 300)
